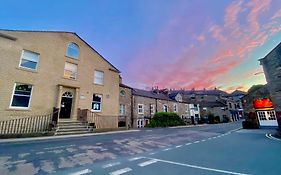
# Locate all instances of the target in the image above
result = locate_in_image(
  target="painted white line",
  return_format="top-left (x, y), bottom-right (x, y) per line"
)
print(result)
top-left (109, 167), bottom-right (132, 175)
top-left (138, 159), bottom-right (158, 167)
top-left (185, 143), bottom-right (192, 146)
top-left (2, 160), bottom-right (26, 166)
top-left (266, 134), bottom-right (281, 141)
top-left (145, 130), bottom-right (153, 132)
top-left (213, 137), bottom-right (217, 139)
top-left (194, 141), bottom-right (200, 144)
top-left (69, 169), bottom-right (92, 175)
top-left (175, 145), bottom-right (183, 148)
top-left (102, 162), bottom-right (121, 168)
top-left (149, 152), bottom-right (156, 155)
top-left (163, 148), bottom-right (172, 151)
top-left (146, 157), bottom-right (250, 175)
top-left (201, 139), bottom-right (206, 142)
top-left (129, 157), bottom-right (144, 161)
top-left (44, 144), bottom-right (75, 150)
top-left (100, 148), bottom-right (108, 151)
top-left (208, 138), bottom-right (212, 140)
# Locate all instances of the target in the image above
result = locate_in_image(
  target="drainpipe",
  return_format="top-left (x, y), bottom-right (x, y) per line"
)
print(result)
top-left (131, 89), bottom-right (134, 128)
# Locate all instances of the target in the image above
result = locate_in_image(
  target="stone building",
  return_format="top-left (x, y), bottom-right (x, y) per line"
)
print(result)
top-left (130, 88), bottom-right (200, 128)
top-left (259, 42), bottom-right (281, 119)
top-left (0, 29), bottom-right (120, 129)
top-left (119, 83), bottom-right (132, 128)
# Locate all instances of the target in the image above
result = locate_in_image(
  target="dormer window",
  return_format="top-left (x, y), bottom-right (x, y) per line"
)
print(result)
top-left (66, 42), bottom-right (79, 59)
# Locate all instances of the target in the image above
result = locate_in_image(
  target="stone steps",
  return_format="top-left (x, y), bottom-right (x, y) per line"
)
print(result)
top-left (55, 119), bottom-right (94, 136)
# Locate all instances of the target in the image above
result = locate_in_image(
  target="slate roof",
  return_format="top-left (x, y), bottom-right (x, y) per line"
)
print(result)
top-left (132, 88), bottom-right (172, 101)
top-left (171, 89), bottom-right (229, 96)
top-left (199, 101), bottom-right (227, 107)
top-left (0, 29), bottom-right (120, 73)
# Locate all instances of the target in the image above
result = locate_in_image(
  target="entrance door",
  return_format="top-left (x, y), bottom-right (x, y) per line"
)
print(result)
top-left (257, 110), bottom-right (278, 127)
top-left (60, 92), bottom-right (73, 119)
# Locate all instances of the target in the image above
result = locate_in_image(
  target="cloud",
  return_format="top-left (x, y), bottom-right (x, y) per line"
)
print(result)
top-left (124, 0), bottom-right (279, 91)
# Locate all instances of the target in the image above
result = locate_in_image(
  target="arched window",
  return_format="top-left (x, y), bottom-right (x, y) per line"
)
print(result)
top-left (120, 90), bottom-right (126, 96)
top-left (66, 43), bottom-right (79, 59)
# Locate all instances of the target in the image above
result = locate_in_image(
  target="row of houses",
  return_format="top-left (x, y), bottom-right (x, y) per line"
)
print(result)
top-left (119, 84), bottom-right (245, 128)
top-left (0, 29), bottom-right (245, 134)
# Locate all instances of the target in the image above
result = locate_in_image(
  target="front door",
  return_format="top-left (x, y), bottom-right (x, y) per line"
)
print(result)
top-left (60, 92), bottom-right (73, 119)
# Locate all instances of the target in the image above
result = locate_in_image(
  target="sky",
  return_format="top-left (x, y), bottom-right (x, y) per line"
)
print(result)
top-left (0, 0), bottom-right (281, 93)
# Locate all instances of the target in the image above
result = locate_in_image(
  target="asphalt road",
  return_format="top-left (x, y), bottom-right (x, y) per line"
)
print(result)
top-left (0, 121), bottom-right (280, 175)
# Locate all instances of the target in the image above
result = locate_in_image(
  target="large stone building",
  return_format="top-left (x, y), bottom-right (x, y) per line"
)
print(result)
top-left (0, 29), bottom-right (120, 129)
top-left (259, 42), bottom-right (281, 127)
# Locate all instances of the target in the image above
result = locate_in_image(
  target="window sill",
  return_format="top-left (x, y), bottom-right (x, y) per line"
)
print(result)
top-left (91, 110), bottom-right (101, 113)
top-left (62, 76), bottom-right (77, 81)
top-left (16, 67), bottom-right (38, 73)
top-left (93, 83), bottom-right (104, 86)
top-left (6, 107), bottom-right (31, 111)
top-left (65, 55), bottom-right (79, 61)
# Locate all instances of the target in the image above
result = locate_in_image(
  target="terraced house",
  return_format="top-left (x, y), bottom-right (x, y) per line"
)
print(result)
top-left (0, 29), bottom-right (120, 134)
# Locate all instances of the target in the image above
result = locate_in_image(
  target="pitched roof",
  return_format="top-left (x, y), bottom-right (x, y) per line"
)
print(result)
top-left (0, 29), bottom-right (120, 73)
top-left (132, 88), bottom-right (172, 101)
top-left (171, 89), bottom-right (228, 96)
top-left (120, 83), bottom-right (132, 89)
top-left (199, 101), bottom-right (227, 107)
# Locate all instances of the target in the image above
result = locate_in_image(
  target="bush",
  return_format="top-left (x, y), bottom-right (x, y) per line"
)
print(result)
top-left (147, 112), bottom-right (185, 128)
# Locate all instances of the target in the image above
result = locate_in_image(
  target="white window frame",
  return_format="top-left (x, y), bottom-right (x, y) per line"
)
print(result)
top-left (150, 104), bottom-right (155, 115)
top-left (92, 94), bottom-right (102, 112)
top-left (94, 70), bottom-right (104, 85)
top-left (173, 103), bottom-right (178, 113)
top-left (163, 104), bottom-right (168, 112)
top-left (66, 42), bottom-right (80, 59)
top-left (19, 50), bottom-right (40, 71)
top-left (185, 104), bottom-right (189, 113)
top-left (120, 104), bottom-right (126, 115)
top-left (137, 119), bottom-right (144, 128)
top-left (138, 104), bottom-right (144, 114)
top-left (9, 83), bottom-right (33, 109)
top-left (64, 62), bottom-right (78, 80)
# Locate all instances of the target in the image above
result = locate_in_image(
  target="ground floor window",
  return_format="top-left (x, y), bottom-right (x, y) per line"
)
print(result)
top-left (10, 83), bottom-right (33, 108)
top-left (92, 94), bottom-right (102, 112)
top-left (137, 119), bottom-right (144, 128)
top-left (163, 104), bottom-right (168, 112)
top-left (120, 104), bottom-right (126, 115)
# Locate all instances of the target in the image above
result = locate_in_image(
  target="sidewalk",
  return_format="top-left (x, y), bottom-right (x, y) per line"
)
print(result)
top-left (0, 129), bottom-right (140, 144)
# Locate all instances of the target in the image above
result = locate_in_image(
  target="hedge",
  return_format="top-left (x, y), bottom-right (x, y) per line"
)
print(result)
top-left (147, 112), bottom-right (185, 128)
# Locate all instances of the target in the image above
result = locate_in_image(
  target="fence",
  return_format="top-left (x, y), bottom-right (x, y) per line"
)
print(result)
top-left (78, 109), bottom-right (118, 129)
top-left (0, 109), bottom-right (58, 135)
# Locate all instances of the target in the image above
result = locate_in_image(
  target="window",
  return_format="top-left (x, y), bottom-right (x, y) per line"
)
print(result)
top-left (66, 42), bottom-right (79, 59)
top-left (229, 103), bottom-right (232, 109)
top-left (120, 90), bottom-right (126, 96)
top-left (64, 62), bottom-right (78, 80)
top-left (10, 83), bottom-right (33, 108)
top-left (185, 104), bottom-right (189, 113)
top-left (120, 104), bottom-right (126, 115)
top-left (193, 104), bottom-right (198, 111)
top-left (163, 104), bottom-right (168, 112)
top-left (92, 94), bottom-right (102, 112)
top-left (137, 119), bottom-right (144, 128)
top-left (150, 104), bottom-right (155, 115)
top-left (94, 70), bottom-right (104, 85)
top-left (138, 104), bottom-right (144, 114)
top-left (174, 103), bottom-right (178, 112)
top-left (19, 50), bottom-right (39, 70)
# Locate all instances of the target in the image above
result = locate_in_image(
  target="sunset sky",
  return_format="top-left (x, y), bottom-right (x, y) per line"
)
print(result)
top-left (1, 0), bottom-right (281, 92)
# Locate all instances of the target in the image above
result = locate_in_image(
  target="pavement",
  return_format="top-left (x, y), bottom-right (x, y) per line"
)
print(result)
top-left (0, 121), bottom-right (280, 175)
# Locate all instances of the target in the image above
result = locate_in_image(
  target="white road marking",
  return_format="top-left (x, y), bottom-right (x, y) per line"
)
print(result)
top-left (146, 157), bottom-right (250, 175)
top-left (69, 169), bottom-right (92, 175)
top-left (175, 145), bottom-right (183, 148)
top-left (185, 143), bottom-right (192, 146)
top-left (146, 130), bottom-right (153, 132)
top-left (138, 159), bottom-right (158, 167)
top-left (213, 137), bottom-right (217, 139)
top-left (149, 152), bottom-right (156, 155)
top-left (266, 134), bottom-right (281, 141)
top-left (2, 160), bottom-right (26, 166)
top-left (163, 148), bottom-right (172, 151)
top-left (129, 157), bottom-right (144, 161)
top-left (100, 148), bottom-right (108, 151)
top-left (109, 167), bottom-right (132, 175)
top-left (208, 138), bottom-right (212, 140)
top-left (102, 162), bottom-right (121, 168)
top-left (194, 141), bottom-right (200, 144)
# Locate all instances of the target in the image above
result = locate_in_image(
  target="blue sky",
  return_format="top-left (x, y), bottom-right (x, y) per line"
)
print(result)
top-left (1, 0), bottom-right (281, 92)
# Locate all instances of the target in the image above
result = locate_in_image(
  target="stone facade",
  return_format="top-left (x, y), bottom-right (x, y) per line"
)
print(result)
top-left (0, 30), bottom-right (120, 128)
top-left (119, 84), bottom-right (133, 127)
top-left (259, 42), bottom-right (281, 112)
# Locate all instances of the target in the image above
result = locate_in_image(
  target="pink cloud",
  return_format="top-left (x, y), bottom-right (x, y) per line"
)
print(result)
top-left (124, 0), bottom-right (279, 91)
